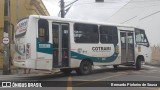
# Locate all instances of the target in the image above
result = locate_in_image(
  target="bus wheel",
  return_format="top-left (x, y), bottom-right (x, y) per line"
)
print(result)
top-left (113, 65), bottom-right (118, 70)
top-left (135, 58), bottom-right (141, 70)
top-left (60, 69), bottom-right (72, 74)
top-left (75, 69), bottom-right (81, 75)
top-left (76, 61), bottom-right (92, 75)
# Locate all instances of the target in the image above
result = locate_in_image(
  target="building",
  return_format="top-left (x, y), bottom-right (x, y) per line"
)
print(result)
top-left (0, 0), bottom-right (50, 69)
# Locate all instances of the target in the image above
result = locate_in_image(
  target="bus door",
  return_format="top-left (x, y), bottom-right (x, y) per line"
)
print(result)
top-left (120, 31), bottom-right (135, 63)
top-left (52, 23), bottom-right (69, 68)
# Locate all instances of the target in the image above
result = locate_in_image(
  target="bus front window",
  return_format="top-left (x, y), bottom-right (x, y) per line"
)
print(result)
top-left (135, 29), bottom-right (149, 47)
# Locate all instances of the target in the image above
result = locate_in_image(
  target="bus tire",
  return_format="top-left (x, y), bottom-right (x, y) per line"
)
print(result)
top-left (135, 58), bottom-right (141, 70)
top-left (113, 65), bottom-right (118, 70)
top-left (77, 61), bottom-right (92, 75)
top-left (75, 69), bottom-right (82, 75)
top-left (60, 69), bottom-right (72, 74)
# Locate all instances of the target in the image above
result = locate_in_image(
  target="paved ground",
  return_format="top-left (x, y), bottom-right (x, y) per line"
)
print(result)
top-left (0, 65), bottom-right (160, 90)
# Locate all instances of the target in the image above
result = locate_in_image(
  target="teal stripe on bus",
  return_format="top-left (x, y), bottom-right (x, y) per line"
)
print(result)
top-left (36, 37), bottom-right (119, 63)
top-left (71, 51), bottom-right (119, 63)
top-left (36, 38), bottom-right (53, 54)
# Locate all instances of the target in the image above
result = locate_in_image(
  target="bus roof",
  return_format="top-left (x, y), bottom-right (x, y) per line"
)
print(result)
top-left (29, 15), bottom-right (136, 29)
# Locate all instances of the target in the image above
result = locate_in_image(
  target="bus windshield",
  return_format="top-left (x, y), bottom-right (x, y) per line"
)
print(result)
top-left (135, 28), bottom-right (149, 47)
top-left (15, 18), bottom-right (28, 38)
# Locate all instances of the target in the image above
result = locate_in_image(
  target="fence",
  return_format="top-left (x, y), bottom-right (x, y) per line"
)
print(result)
top-left (151, 45), bottom-right (160, 64)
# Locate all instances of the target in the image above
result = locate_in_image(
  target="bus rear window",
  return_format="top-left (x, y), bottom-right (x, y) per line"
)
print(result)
top-left (15, 18), bottom-right (28, 38)
top-left (38, 19), bottom-right (49, 43)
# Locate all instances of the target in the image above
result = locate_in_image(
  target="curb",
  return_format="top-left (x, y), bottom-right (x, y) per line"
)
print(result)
top-left (145, 63), bottom-right (160, 67)
top-left (0, 69), bottom-right (61, 80)
top-left (0, 72), bottom-right (61, 81)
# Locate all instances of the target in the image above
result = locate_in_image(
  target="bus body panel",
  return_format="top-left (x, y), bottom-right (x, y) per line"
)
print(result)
top-left (70, 58), bottom-right (81, 68)
top-left (36, 18), bottom-right (53, 70)
top-left (70, 43), bottom-right (120, 66)
top-left (13, 15), bottom-right (152, 71)
top-left (25, 16), bottom-right (37, 69)
top-left (135, 45), bottom-right (152, 63)
top-left (14, 17), bottom-right (29, 68)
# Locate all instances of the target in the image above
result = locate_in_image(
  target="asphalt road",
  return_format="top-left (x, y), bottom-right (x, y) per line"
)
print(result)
top-left (1, 65), bottom-right (160, 90)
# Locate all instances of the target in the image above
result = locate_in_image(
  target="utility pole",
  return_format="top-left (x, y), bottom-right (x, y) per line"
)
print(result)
top-left (59, 0), bottom-right (78, 18)
top-left (16, 0), bottom-right (19, 23)
top-left (3, 0), bottom-right (11, 75)
top-left (60, 0), bottom-right (65, 18)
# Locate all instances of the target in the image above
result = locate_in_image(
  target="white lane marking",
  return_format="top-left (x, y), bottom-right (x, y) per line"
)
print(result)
top-left (143, 65), bottom-right (158, 69)
top-left (136, 74), bottom-right (160, 79)
top-left (74, 73), bottom-right (124, 87)
top-left (93, 66), bottom-right (102, 69)
top-left (138, 87), bottom-right (156, 90)
top-left (93, 74), bottom-right (124, 81)
top-left (155, 88), bottom-right (160, 90)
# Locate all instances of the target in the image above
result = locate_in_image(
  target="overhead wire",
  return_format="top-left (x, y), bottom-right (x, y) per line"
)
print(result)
top-left (71, 0), bottom-right (160, 7)
top-left (70, 0), bottom-right (160, 9)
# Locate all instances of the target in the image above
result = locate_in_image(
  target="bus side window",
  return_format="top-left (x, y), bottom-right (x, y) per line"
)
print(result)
top-left (62, 25), bottom-right (69, 48)
top-left (38, 19), bottom-right (49, 43)
top-left (100, 26), bottom-right (118, 44)
top-left (52, 24), bottom-right (59, 48)
top-left (74, 23), bottom-right (99, 43)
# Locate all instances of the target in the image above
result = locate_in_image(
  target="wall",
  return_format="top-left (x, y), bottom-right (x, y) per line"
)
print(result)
top-left (0, 0), bottom-right (4, 28)
top-left (0, 0), bottom-right (49, 69)
top-left (151, 46), bottom-right (160, 65)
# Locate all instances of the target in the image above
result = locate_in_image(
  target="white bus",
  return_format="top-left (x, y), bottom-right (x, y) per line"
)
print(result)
top-left (13, 15), bottom-right (151, 75)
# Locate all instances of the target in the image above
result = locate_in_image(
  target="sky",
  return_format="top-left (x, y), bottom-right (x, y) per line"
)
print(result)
top-left (42, 0), bottom-right (60, 16)
top-left (42, 0), bottom-right (130, 21)
top-left (65, 0), bottom-right (130, 22)
top-left (42, 0), bottom-right (160, 45)
top-left (42, 0), bottom-right (130, 19)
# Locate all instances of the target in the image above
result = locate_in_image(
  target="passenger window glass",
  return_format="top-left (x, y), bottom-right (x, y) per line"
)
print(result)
top-left (74, 23), bottom-right (99, 43)
top-left (52, 24), bottom-right (59, 48)
top-left (100, 26), bottom-right (118, 44)
top-left (38, 19), bottom-right (49, 43)
top-left (62, 24), bottom-right (69, 48)
top-left (128, 33), bottom-right (133, 44)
